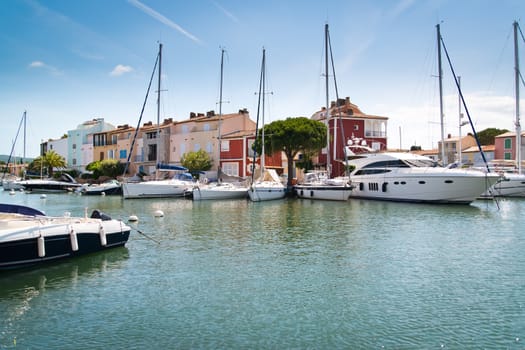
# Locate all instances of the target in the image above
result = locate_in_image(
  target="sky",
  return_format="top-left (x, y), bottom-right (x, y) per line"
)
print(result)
top-left (1, 0), bottom-right (524, 158)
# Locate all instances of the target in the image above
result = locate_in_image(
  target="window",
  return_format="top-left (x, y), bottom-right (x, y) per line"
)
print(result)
top-left (194, 143), bottom-right (200, 152)
top-left (93, 134), bottom-right (106, 147)
top-left (222, 162), bottom-right (239, 176)
top-left (179, 143), bottom-right (186, 157)
top-left (206, 142), bottom-right (213, 153)
top-left (72, 158), bottom-right (77, 165)
top-left (221, 140), bottom-right (230, 152)
top-left (504, 138), bottom-right (512, 149)
top-left (72, 143), bottom-right (77, 149)
top-left (353, 125), bottom-right (359, 131)
top-left (108, 150), bottom-right (114, 159)
top-left (120, 150), bottom-right (127, 159)
top-left (146, 132), bottom-right (157, 139)
top-left (368, 183), bottom-right (379, 191)
top-left (203, 123), bottom-right (210, 132)
top-left (504, 152), bottom-right (512, 160)
top-left (182, 125), bottom-right (189, 134)
top-left (100, 152), bottom-right (104, 160)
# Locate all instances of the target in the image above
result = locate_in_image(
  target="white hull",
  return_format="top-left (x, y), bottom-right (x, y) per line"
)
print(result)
top-left (192, 183), bottom-right (248, 200)
top-left (248, 183), bottom-right (286, 202)
top-left (350, 169), bottom-right (499, 203)
top-left (248, 169), bottom-right (286, 202)
top-left (2, 179), bottom-right (24, 190)
top-left (122, 179), bottom-right (192, 199)
top-left (0, 204), bottom-right (131, 270)
top-left (482, 173), bottom-right (525, 197)
top-left (295, 184), bottom-right (353, 201)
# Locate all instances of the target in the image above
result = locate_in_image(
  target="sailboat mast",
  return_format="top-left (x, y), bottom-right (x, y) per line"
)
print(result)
top-left (458, 76), bottom-right (462, 166)
top-left (325, 24), bottom-right (331, 176)
top-left (23, 110), bottom-right (26, 162)
top-left (261, 48), bottom-right (266, 174)
top-left (514, 21), bottom-right (521, 173)
top-left (218, 48), bottom-right (224, 178)
top-left (437, 24), bottom-right (446, 165)
top-left (156, 43), bottom-right (162, 176)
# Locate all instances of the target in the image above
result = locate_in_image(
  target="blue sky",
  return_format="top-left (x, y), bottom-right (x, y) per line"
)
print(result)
top-left (1, 0), bottom-right (524, 158)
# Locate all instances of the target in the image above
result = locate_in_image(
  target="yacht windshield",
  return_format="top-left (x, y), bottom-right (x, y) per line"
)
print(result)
top-left (403, 159), bottom-right (438, 167)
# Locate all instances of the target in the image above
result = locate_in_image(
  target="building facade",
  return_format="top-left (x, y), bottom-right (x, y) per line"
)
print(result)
top-left (67, 118), bottom-right (115, 172)
top-left (310, 97), bottom-right (388, 178)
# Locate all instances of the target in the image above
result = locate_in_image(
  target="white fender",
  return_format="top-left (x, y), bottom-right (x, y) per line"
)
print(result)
top-left (70, 227), bottom-right (79, 252)
top-left (37, 234), bottom-right (45, 257)
top-left (99, 225), bottom-right (107, 246)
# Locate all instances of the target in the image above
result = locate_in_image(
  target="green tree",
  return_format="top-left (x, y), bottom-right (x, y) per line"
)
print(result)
top-left (476, 128), bottom-right (509, 145)
top-left (252, 117), bottom-right (327, 189)
top-left (100, 159), bottom-right (125, 178)
top-left (181, 149), bottom-right (213, 173)
top-left (32, 150), bottom-right (67, 177)
top-left (86, 160), bottom-right (103, 178)
top-left (85, 159), bottom-right (125, 179)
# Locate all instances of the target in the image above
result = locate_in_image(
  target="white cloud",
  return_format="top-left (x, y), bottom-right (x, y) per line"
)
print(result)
top-left (28, 61), bottom-right (62, 75)
top-left (110, 64), bottom-right (134, 77)
top-left (29, 61), bottom-right (45, 68)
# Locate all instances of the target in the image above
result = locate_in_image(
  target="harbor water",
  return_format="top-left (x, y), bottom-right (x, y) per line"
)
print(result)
top-left (0, 190), bottom-right (524, 349)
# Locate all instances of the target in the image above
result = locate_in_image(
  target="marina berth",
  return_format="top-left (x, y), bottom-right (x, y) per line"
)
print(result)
top-left (0, 203), bottom-right (131, 270)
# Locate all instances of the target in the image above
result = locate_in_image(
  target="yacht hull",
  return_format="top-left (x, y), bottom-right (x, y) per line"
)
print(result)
top-left (350, 171), bottom-right (500, 204)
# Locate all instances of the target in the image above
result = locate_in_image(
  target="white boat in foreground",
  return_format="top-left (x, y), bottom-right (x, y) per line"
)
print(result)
top-left (0, 203), bottom-right (131, 270)
top-left (347, 151), bottom-right (500, 204)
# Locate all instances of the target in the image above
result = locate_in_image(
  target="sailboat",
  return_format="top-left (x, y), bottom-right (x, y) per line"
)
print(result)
top-left (294, 24), bottom-right (353, 201)
top-left (248, 48), bottom-right (286, 202)
top-left (192, 48), bottom-right (249, 201)
top-left (483, 21), bottom-right (525, 197)
top-left (122, 43), bottom-right (194, 199)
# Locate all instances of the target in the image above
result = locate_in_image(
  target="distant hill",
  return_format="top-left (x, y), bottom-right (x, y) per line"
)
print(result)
top-left (0, 154), bottom-right (34, 163)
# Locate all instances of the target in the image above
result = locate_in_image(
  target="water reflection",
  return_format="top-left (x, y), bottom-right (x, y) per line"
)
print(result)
top-left (0, 248), bottom-right (130, 300)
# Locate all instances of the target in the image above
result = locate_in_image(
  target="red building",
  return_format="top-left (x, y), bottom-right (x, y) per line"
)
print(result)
top-left (221, 130), bottom-right (284, 178)
top-left (311, 97), bottom-right (388, 178)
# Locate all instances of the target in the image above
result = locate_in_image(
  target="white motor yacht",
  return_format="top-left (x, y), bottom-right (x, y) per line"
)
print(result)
top-left (347, 152), bottom-right (500, 204)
